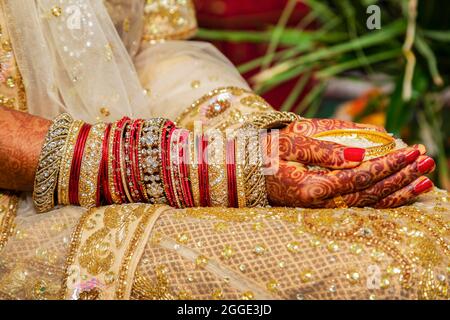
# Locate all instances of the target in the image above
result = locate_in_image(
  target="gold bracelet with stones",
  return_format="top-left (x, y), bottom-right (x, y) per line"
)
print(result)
top-left (79, 122), bottom-right (107, 208)
top-left (244, 129), bottom-right (269, 207)
top-left (208, 133), bottom-right (228, 207)
top-left (57, 120), bottom-right (84, 206)
top-left (140, 118), bottom-right (167, 204)
top-left (33, 113), bottom-right (73, 213)
top-left (119, 121), bottom-right (133, 203)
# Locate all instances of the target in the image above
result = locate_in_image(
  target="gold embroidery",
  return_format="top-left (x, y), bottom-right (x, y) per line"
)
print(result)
top-left (0, 3), bottom-right (27, 112)
top-left (0, 192), bottom-right (18, 251)
top-left (131, 269), bottom-right (176, 300)
top-left (175, 87), bottom-right (273, 131)
top-left (62, 204), bottom-right (166, 300)
top-left (141, 0), bottom-right (197, 43)
top-left (179, 204), bottom-right (449, 297)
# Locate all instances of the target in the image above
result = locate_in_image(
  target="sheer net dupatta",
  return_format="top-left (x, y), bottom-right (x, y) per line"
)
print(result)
top-left (3, 0), bottom-right (152, 123)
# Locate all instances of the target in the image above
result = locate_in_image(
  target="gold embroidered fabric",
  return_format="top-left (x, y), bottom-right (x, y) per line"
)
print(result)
top-left (62, 204), bottom-right (169, 300)
top-left (0, 190), bottom-right (449, 300)
top-left (0, 192), bottom-right (17, 251)
top-left (131, 189), bottom-right (450, 300)
top-left (141, 0), bottom-right (197, 44)
top-left (0, 0), bottom-right (449, 301)
top-left (0, 2), bottom-right (26, 112)
top-left (176, 87), bottom-right (274, 131)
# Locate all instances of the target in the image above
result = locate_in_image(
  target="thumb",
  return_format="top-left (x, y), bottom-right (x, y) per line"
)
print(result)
top-left (278, 132), bottom-right (365, 169)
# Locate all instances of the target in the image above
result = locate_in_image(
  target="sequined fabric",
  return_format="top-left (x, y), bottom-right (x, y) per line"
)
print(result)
top-left (131, 189), bottom-right (450, 300)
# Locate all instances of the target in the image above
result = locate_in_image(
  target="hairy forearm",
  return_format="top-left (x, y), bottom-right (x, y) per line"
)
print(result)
top-left (0, 106), bottom-right (50, 191)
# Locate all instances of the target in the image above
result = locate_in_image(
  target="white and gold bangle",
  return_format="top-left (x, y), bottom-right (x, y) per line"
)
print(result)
top-left (140, 118), bottom-right (166, 204)
top-left (33, 113), bottom-right (73, 213)
top-left (79, 123), bottom-right (106, 208)
top-left (244, 129), bottom-right (269, 207)
top-left (208, 133), bottom-right (228, 207)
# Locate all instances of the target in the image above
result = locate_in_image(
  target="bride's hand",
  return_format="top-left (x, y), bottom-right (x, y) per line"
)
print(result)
top-left (265, 118), bottom-right (435, 208)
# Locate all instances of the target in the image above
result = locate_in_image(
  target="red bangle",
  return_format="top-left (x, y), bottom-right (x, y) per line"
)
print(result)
top-left (125, 119), bottom-right (144, 203)
top-left (112, 117), bottom-right (130, 204)
top-left (69, 123), bottom-right (91, 205)
top-left (226, 138), bottom-right (238, 208)
top-left (161, 121), bottom-right (176, 207)
top-left (198, 135), bottom-right (211, 207)
top-left (99, 123), bottom-right (112, 206)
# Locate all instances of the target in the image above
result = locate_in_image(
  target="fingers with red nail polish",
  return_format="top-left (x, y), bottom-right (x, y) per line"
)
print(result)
top-left (375, 176), bottom-right (434, 208)
top-left (311, 155), bottom-right (436, 208)
top-left (344, 148), bottom-right (366, 162)
top-left (279, 133), bottom-right (366, 169)
top-left (417, 157), bottom-right (435, 174)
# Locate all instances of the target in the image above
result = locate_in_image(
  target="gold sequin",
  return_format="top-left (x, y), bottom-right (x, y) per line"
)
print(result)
top-left (195, 255), bottom-right (209, 269)
top-left (51, 6), bottom-right (62, 17)
top-left (286, 241), bottom-right (301, 254)
top-left (300, 270), bottom-right (314, 283)
top-left (191, 80), bottom-right (200, 89)
top-left (221, 245), bottom-right (235, 259)
top-left (241, 291), bottom-right (254, 300)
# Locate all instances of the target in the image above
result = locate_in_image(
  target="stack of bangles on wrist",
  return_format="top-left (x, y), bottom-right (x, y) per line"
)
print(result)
top-left (33, 113), bottom-right (273, 213)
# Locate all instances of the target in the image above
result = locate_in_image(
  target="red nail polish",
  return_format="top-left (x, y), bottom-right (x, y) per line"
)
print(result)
top-left (344, 148), bottom-right (365, 162)
top-left (405, 150), bottom-right (420, 164)
top-left (413, 178), bottom-right (433, 195)
top-left (417, 157), bottom-right (435, 174)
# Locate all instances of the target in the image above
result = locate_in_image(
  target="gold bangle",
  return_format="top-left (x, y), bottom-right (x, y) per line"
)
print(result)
top-left (108, 122), bottom-right (121, 204)
top-left (312, 129), bottom-right (396, 158)
top-left (33, 113), bottom-right (73, 213)
top-left (333, 195), bottom-right (348, 209)
top-left (169, 129), bottom-right (183, 208)
top-left (208, 133), bottom-right (228, 207)
top-left (189, 132), bottom-right (200, 207)
top-left (79, 123), bottom-right (106, 208)
top-left (244, 111), bottom-right (302, 130)
top-left (244, 129), bottom-right (269, 207)
top-left (235, 134), bottom-right (247, 208)
top-left (58, 120), bottom-right (84, 206)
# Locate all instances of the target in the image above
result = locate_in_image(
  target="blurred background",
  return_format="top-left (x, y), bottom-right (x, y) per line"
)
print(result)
top-left (193, 0), bottom-right (450, 190)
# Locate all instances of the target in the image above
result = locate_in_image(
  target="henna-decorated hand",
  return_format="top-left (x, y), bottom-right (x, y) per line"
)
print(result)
top-left (265, 118), bottom-right (435, 208)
